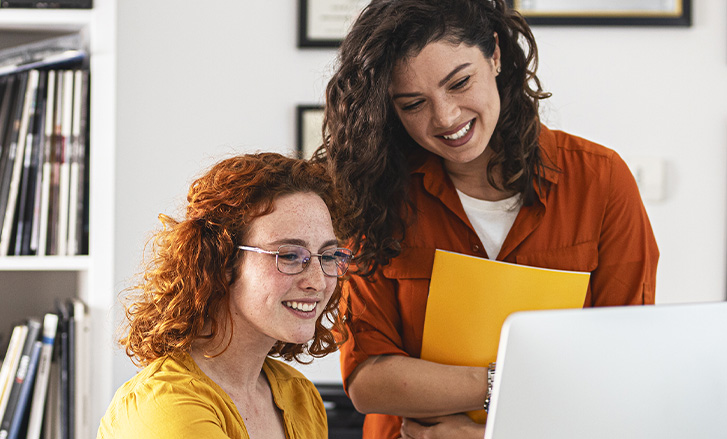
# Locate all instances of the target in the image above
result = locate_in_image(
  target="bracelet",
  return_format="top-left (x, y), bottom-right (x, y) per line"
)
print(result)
top-left (484, 362), bottom-right (496, 413)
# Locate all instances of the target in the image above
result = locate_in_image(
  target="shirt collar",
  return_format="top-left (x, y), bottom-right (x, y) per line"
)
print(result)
top-left (411, 125), bottom-right (560, 193)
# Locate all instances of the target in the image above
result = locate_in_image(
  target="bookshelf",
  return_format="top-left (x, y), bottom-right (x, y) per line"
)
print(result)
top-left (0, 1), bottom-right (116, 438)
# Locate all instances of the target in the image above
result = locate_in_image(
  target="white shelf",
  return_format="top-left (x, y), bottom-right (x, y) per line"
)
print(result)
top-left (0, 255), bottom-right (90, 271)
top-left (0, 2), bottom-right (116, 437)
top-left (0, 8), bottom-right (92, 31)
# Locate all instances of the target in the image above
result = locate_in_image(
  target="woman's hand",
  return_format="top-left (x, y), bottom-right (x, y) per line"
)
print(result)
top-left (399, 414), bottom-right (486, 439)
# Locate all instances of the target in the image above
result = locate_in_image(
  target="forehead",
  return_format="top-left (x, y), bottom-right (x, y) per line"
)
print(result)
top-left (390, 41), bottom-right (486, 91)
top-left (247, 192), bottom-right (335, 242)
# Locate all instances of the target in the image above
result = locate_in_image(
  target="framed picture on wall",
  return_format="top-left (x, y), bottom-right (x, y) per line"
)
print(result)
top-left (298, 0), bottom-right (369, 47)
top-left (296, 105), bottom-right (325, 159)
top-left (508, 0), bottom-right (691, 26)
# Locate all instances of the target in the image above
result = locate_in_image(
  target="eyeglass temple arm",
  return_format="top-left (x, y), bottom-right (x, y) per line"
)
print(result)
top-left (238, 245), bottom-right (277, 255)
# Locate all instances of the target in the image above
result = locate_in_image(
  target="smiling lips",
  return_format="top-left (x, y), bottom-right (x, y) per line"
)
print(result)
top-left (438, 119), bottom-right (475, 147)
top-left (284, 300), bottom-right (316, 313)
top-left (442, 119), bottom-right (473, 140)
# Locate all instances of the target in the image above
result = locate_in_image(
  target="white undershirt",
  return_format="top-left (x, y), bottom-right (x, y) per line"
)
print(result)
top-left (456, 190), bottom-right (522, 259)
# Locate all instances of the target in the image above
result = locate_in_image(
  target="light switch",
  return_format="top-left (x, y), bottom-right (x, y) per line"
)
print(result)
top-left (624, 156), bottom-right (666, 202)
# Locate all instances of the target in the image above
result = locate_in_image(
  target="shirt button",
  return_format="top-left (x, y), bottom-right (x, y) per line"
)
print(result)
top-left (473, 244), bottom-right (480, 252)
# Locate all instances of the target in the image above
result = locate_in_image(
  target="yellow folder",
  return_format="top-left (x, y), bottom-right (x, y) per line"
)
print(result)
top-left (420, 249), bottom-right (590, 423)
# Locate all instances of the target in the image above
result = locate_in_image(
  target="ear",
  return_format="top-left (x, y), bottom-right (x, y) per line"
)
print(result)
top-left (492, 32), bottom-right (502, 71)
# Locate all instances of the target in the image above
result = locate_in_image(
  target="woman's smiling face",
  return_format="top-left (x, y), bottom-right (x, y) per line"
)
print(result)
top-left (229, 191), bottom-right (339, 346)
top-left (389, 39), bottom-right (502, 168)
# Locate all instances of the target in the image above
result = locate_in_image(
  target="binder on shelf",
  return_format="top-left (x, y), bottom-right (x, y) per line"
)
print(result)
top-left (56, 71), bottom-right (73, 257)
top-left (18, 70), bottom-right (47, 256)
top-left (42, 356), bottom-right (60, 439)
top-left (35, 70), bottom-right (55, 256)
top-left (55, 300), bottom-right (72, 439)
top-left (76, 71), bottom-right (89, 256)
top-left (67, 70), bottom-right (86, 256)
top-left (0, 325), bottom-right (28, 424)
top-left (46, 71), bottom-right (64, 257)
top-left (70, 299), bottom-right (88, 439)
top-left (0, 69), bottom-right (39, 256)
top-left (6, 340), bottom-right (41, 439)
top-left (0, 318), bottom-right (41, 439)
top-left (14, 69), bottom-right (45, 255)
top-left (25, 313), bottom-right (58, 439)
top-left (0, 72), bottom-right (28, 243)
top-left (0, 76), bottom-right (18, 180)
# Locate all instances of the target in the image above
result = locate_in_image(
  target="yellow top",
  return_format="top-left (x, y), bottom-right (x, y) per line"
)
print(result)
top-left (97, 352), bottom-right (327, 439)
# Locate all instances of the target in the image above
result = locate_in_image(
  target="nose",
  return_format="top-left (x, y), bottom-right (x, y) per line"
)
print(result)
top-left (431, 95), bottom-right (460, 129)
top-left (299, 256), bottom-right (329, 290)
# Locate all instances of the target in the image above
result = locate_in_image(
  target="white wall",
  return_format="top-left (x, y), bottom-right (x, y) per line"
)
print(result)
top-left (112, 1), bottom-right (727, 389)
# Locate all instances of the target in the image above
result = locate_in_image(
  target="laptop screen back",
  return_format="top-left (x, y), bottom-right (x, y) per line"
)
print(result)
top-left (484, 302), bottom-right (727, 439)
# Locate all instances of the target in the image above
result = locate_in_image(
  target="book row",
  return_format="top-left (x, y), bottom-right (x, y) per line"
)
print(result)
top-left (0, 299), bottom-right (89, 439)
top-left (0, 66), bottom-right (90, 257)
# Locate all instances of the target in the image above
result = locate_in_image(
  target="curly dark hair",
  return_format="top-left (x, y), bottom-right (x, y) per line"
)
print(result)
top-left (120, 152), bottom-right (347, 367)
top-left (314, 0), bottom-right (552, 276)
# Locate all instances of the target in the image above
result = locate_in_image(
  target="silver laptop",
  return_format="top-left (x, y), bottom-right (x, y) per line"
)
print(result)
top-left (484, 302), bottom-right (727, 439)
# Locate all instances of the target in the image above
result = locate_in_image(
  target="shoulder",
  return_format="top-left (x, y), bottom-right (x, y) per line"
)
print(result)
top-left (99, 353), bottom-right (234, 437)
top-left (105, 354), bottom-right (216, 411)
top-left (538, 125), bottom-right (633, 184)
top-left (539, 124), bottom-right (617, 162)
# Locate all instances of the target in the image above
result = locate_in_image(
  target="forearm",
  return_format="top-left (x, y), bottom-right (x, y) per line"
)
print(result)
top-left (347, 354), bottom-right (486, 418)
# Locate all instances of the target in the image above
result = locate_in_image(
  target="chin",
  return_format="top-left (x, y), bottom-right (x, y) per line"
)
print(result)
top-left (283, 330), bottom-right (316, 345)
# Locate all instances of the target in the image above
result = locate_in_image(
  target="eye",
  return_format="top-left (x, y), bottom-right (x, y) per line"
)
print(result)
top-left (401, 99), bottom-right (424, 112)
top-left (277, 245), bottom-right (307, 262)
top-left (451, 76), bottom-right (470, 90)
top-left (277, 252), bottom-right (300, 262)
top-left (319, 248), bottom-right (338, 261)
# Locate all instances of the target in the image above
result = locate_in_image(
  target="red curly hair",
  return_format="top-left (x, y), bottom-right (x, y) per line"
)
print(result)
top-left (120, 152), bottom-right (347, 367)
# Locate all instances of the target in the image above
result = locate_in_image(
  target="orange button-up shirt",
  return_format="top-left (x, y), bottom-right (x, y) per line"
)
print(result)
top-left (339, 125), bottom-right (659, 438)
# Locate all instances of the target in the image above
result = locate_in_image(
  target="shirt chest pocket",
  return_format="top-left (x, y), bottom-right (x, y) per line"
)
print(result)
top-left (381, 247), bottom-right (435, 356)
top-left (514, 241), bottom-right (598, 273)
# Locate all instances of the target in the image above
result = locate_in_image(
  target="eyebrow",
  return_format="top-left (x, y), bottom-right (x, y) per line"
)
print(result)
top-left (391, 62), bottom-right (472, 100)
top-left (271, 238), bottom-right (339, 250)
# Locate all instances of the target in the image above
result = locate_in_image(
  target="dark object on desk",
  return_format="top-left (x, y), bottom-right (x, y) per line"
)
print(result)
top-left (316, 383), bottom-right (364, 439)
top-left (0, 0), bottom-right (91, 8)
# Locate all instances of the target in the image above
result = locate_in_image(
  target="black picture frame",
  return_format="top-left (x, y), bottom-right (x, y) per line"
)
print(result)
top-left (508, 0), bottom-right (691, 27)
top-left (0, 0), bottom-right (92, 8)
top-left (296, 105), bottom-right (325, 159)
top-left (298, 0), bottom-right (367, 48)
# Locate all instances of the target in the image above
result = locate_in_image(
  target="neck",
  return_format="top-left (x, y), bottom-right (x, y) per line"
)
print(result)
top-left (444, 150), bottom-right (515, 201)
top-left (190, 322), bottom-right (276, 393)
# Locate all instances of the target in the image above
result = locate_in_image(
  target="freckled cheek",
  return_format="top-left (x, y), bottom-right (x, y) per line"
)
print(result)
top-left (322, 280), bottom-right (339, 304)
top-left (398, 114), bottom-right (430, 141)
top-left (231, 276), bottom-right (291, 311)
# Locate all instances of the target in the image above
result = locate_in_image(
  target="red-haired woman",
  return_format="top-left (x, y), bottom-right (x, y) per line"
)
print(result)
top-left (97, 153), bottom-right (352, 439)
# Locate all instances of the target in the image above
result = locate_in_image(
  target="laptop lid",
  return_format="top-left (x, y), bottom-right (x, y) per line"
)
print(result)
top-left (484, 302), bottom-right (727, 439)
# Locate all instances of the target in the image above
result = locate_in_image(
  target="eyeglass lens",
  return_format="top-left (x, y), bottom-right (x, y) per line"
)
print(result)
top-left (276, 245), bottom-right (352, 277)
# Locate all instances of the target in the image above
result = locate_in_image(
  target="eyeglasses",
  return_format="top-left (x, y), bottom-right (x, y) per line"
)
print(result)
top-left (238, 244), bottom-right (353, 277)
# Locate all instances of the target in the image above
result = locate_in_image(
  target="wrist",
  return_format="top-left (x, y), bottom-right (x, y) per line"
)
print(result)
top-left (484, 362), bottom-right (496, 413)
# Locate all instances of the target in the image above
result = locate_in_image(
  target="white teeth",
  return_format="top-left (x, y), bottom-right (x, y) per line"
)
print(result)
top-left (442, 120), bottom-right (472, 140)
top-left (284, 301), bottom-right (316, 312)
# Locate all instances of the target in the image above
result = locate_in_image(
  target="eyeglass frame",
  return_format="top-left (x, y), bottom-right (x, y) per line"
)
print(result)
top-left (237, 244), bottom-right (353, 277)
